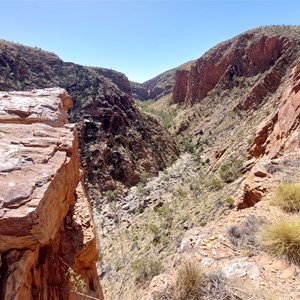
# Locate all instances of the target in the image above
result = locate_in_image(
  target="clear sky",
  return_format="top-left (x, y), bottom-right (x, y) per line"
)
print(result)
top-left (0, 0), bottom-right (299, 82)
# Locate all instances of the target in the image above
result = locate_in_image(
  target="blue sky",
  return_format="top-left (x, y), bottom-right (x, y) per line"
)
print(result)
top-left (0, 1), bottom-right (299, 82)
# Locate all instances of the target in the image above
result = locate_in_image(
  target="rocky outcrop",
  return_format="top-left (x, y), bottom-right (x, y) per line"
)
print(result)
top-left (171, 69), bottom-right (189, 104)
top-left (0, 88), bottom-right (103, 300)
top-left (77, 92), bottom-right (178, 196)
top-left (0, 40), bottom-right (179, 199)
top-left (172, 26), bottom-right (300, 107)
top-left (91, 67), bottom-right (131, 95)
top-left (130, 81), bottom-right (149, 101)
top-left (237, 60), bottom-right (300, 208)
top-left (249, 62), bottom-right (300, 159)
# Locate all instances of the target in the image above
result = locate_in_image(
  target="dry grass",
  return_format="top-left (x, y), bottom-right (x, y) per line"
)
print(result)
top-left (270, 183), bottom-right (300, 212)
top-left (155, 268), bottom-right (254, 300)
top-left (173, 260), bottom-right (205, 300)
top-left (257, 218), bottom-right (300, 264)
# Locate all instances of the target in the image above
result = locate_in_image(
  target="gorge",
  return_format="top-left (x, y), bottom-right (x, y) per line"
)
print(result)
top-left (0, 25), bottom-right (300, 299)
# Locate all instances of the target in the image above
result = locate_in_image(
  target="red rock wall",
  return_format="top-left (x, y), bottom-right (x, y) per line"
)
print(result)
top-left (172, 33), bottom-right (289, 107)
top-left (249, 62), bottom-right (300, 160)
top-left (237, 61), bottom-right (300, 209)
top-left (171, 69), bottom-right (189, 104)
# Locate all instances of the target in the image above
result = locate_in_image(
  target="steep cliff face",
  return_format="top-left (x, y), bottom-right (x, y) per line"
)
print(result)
top-left (0, 88), bottom-right (103, 300)
top-left (249, 61), bottom-right (300, 160)
top-left (171, 69), bottom-right (189, 104)
top-left (172, 26), bottom-right (300, 107)
top-left (0, 40), bottom-right (178, 198)
top-left (237, 60), bottom-right (300, 208)
top-left (90, 67), bottom-right (131, 95)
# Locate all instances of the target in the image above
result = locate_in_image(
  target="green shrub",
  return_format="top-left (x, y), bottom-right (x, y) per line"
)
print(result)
top-left (160, 234), bottom-right (169, 246)
top-left (149, 223), bottom-right (160, 236)
top-left (156, 204), bottom-right (173, 218)
top-left (132, 257), bottom-right (163, 285)
top-left (176, 187), bottom-right (188, 198)
top-left (209, 177), bottom-right (222, 190)
top-left (106, 189), bottom-right (118, 201)
top-left (224, 197), bottom-right (235, 208)
top-left (219, 160), bottom-right (243, 183)
top-left (257, 219), bottom-right (300, 264)
top-left (139, 171), bottom-right (149, 185)
top-left (173, 261), bottom-right (205, 300)
top-left (270, 183), bottom-right (300, 212)
top-left (85, 154), bottom-right (92, 163)
top-left (137, 183), bottom-right (146, 196)
top-left (178, 137), bottom-right (195, 153)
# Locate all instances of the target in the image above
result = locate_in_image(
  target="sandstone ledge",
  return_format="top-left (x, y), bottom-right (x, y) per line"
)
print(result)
top-left (0, 88), bottom-right (103, 300)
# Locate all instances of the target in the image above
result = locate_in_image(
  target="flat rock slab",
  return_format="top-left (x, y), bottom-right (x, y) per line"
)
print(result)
top-left (0, 88), bottom-right (79, 252)
top-left (0, 88), bottom-right (72, 127)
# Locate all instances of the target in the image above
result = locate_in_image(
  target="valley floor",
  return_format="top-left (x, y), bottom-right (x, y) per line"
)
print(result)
top-left (93, 151), bottom-right (300, 300)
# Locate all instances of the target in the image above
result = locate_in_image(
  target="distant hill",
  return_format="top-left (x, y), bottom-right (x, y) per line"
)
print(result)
top-left (130, 60), bottom-right (194, 101)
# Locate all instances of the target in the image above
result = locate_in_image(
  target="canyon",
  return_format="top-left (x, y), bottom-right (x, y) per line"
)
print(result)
top-left (0, 25), bottom-right (300, 299)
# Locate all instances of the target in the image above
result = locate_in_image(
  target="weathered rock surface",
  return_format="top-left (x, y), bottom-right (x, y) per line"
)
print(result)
top-left (172, 26), bottom-right (300, 107)
top-left (0, 88), bottom-right (103, 300)
top-left (130, 81), bottom-right (149, 101)
top-left (171, 69), bottom-right (189, 105)
top-left (237, 60), bottom-right (300, 208)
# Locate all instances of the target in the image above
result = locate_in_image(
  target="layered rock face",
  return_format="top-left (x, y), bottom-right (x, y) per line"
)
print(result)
top-left (237, 60), bottom-right (300, 208)
top-left (130, 81), bottom-right (149, 101)
top-left (172, 26), bottom-right (300, 107)
top-left (0, 88), bottom-right (103, 300)
top-left (0, 40), bottom-right (178, 198)
top-left (131, 69), bottom-right (176, 101)
top-left (171, 69), bottom-right (189, 104)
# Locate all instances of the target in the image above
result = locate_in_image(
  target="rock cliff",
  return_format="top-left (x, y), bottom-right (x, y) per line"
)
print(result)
top-left (89, 26), bottom-right (300, 299)
top-left (0, 88), bottom-right (103, 300)
top-left (172, 26), bottom-right (300, 107)
top-left (237, 59), bottom-right (300, 208)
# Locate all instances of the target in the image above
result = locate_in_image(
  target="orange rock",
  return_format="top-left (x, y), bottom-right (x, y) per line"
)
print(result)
top-left (171, 31), bottom-right (290, 107)
top-left (0, 88), bottom-right (103, 300)
top-left (237, 62), bottom-right (300, 209)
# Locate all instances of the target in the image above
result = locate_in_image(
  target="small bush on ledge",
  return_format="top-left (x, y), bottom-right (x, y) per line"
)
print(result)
top-left (257, 218), bottom-right (300, 264)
